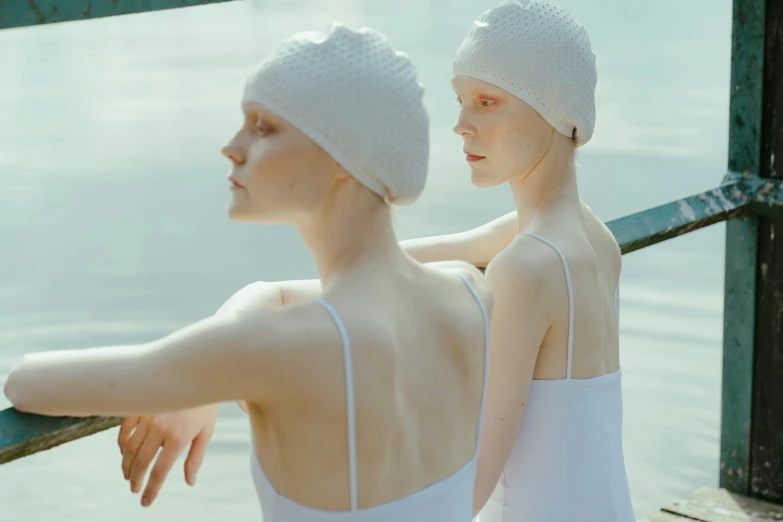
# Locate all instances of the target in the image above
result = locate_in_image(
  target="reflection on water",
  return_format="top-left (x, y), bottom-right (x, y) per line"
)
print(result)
top-left (0, 0), bottom-right (730, 519)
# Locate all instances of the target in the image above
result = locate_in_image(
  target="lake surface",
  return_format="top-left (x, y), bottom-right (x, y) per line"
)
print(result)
top-left (0, 0), bottom-right (731, 519)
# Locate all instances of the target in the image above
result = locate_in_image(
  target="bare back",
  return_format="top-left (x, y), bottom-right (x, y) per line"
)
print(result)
top-left (494, 204), bottom-right (621, 381)
top-left (240, 262), bottom-right (492, 510)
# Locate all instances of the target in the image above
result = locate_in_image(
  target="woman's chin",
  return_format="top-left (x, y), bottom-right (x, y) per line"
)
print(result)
top-left (470, 168), bottom-right (502, 188)
top-left (227, 203), bottom-right (288, 224)
top-left (227, 202), bottom-right (256, 222)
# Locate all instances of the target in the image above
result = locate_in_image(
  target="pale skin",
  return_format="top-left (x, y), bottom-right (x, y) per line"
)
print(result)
top-left (59, 78), bottom-right (620, 512)
top-left (4, 99), bottom-right (494, 511)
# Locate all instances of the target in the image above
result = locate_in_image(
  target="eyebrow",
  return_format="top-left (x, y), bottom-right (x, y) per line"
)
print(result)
top-left (474, 85), bottom-right (504, 96)
top-left (452, 81), bottom-right (503, 97)
top-left (245, 99), bottom-right (284, 120)
top-left (241, 100), bottom-right (259, 112)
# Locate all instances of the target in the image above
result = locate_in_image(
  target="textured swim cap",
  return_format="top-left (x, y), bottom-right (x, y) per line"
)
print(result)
top-left (243, 24), bottom-right (429, 205)
top-left (453, 0), bottom-right (597, 146)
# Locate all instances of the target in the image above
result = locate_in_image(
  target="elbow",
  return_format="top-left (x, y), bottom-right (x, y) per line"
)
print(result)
top-left (4, 371), bottom-right (19, 408)
top-left (4, 362), bottom-right (34, 413)
top-left (4, 357), bottom-right (56, 416)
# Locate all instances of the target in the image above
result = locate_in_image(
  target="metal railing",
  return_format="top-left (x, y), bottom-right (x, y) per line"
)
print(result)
top-left (1, 0), bottom-right (781, 506)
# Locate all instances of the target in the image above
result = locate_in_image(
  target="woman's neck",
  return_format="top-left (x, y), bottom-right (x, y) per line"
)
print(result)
top-left (297, 180), bottom-right (407, 289)
top-left (509, 134), bottom-right (582, 234)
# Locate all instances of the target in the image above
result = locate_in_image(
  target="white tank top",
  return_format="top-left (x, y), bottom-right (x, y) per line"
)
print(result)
top-left (250, 275), bottom-right (489, 522)
top-left (476, 233), bottom-right (635, 522)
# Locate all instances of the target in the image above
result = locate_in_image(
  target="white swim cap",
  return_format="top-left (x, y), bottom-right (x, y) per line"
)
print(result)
top-left (243, 23), bottom-right (430, 205)
top-left (453, 0), bottom-right (597, 146)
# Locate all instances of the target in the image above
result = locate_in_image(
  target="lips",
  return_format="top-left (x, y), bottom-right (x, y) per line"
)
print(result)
top-left (464, 151), bottom-right (486, 163)
top-left (228, 177), bottom-right (245, 189)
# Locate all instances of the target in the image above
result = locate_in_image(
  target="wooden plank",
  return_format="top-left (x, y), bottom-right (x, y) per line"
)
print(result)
top-left (721, 0), bottom-right (768, 495)
top-left (0, 0), bottom-right (234, 30)
top-left (0, 409), bottom-right (121, 465)
top-left (661, 487), bottom-right (783, 522)
top-left (750, 0), bottom-right (783, 503)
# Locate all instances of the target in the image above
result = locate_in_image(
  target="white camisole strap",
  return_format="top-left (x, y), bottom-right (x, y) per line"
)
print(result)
top-left (314, 298), bottom-right (358, 511)
top-left (314, 278), bottom-right (489, 510)
top-left (456, 274), bottom-right (491, 449)
top-left (517, 233), bottom-right (575, 379)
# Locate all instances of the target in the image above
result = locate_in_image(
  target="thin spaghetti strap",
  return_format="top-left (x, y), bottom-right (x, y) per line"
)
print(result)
top-left (314, 299), bottom-right (358, 511)
top-left (517, 233), bottom-right (575, 379)
top-left (456, 275), bottom-right (490, 452)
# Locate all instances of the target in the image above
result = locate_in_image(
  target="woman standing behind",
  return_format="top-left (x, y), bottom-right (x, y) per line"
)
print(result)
top-left (414, 1), bottom-right (635, 519)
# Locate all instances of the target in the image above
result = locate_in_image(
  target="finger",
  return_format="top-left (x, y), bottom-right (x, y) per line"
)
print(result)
top-left (122, 418), bottom-right (151, 481)
top-left (129, 429), bottom-right (165, 494)
top-left (118, 417), bottom-right (140, 453)
top-left (184, 427), bottom-right (212, 487)
top-left (141, 439), bottom-right (186, 507)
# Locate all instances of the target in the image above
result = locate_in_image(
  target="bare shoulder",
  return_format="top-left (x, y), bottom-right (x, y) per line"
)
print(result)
top-left (582, 207), bottom-right (623, 278)
top-left (215, 278), bottom-right (324, 317)
top-left (599, 220), bottom-right (622, 277)
top-left (237, 300), bottom-right (338, 352)
top-left (487, 235), bottom-right (563, 294)
top-left (226, 300), bottom-right (345, 400)
top-left (423, 260), bottom-right (494, 316)
top-left (215, 281), bottom-right (282, 317)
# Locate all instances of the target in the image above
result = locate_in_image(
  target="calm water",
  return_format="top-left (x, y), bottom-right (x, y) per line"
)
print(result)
top-left (0, 0), bottom-right (731, 520)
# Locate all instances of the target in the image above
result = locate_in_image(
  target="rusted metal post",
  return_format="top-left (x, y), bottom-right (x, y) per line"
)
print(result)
top-left (720, 0), bottom-right (767, 494)
top-left (721, 0), bottom-right (783, 502)
top-left (749, 0), bottom-right (783, 503)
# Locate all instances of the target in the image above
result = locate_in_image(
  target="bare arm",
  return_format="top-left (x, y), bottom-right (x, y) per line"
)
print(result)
top-left (111, 281), bottom-right (327, 507)
top-left (401, 211), bottom-right (518, 267)
top-left (4, 304), bottom-right (330, 418)
top-left (471, 242), bottom-right (555, 516)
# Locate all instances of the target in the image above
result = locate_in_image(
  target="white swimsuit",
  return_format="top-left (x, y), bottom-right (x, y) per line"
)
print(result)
top-left (477, 233), bottom-right (635, 522)
top-left (251, 275), bottom-right (489, 521)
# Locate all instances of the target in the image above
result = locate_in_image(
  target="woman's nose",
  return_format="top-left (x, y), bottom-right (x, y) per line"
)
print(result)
top-left (453, 111), bottom-right (475, 137)
top-left (221, 135), bottom-right (246, 165)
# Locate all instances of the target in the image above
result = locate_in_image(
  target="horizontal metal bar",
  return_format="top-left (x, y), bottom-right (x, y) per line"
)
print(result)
top-left (1, 175), bottom-right (781, 465)
top-left (0, 0), bottom-right (234, 30)
top-left (610, 180), bottom-right (750, 254)
top-left (609, 176), bottom-right (783, 255)
top-left (0, 409), bottom-right (120, 465)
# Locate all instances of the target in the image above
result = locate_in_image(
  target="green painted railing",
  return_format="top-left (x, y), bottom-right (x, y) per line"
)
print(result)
top-left (721, 0), bottom-right (783, 502)
top-left (0, 0), bottom-right (233, 29)
top-left (1, 0), bottom-right (782, 507)
top-left (3, 176), bottom-right (778, 466)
